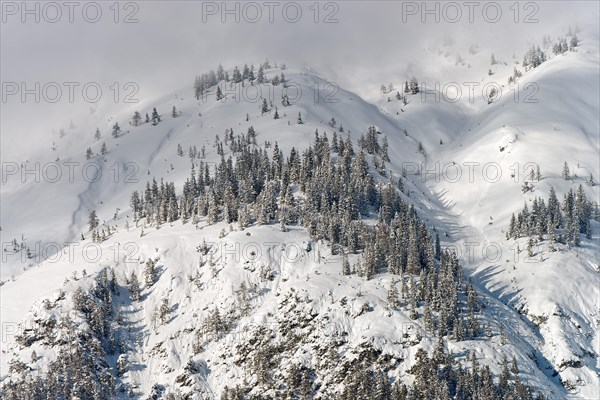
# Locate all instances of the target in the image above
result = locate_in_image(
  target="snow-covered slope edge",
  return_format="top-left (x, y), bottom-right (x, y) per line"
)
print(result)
top-left (1, 37), bottom-right (598, 399)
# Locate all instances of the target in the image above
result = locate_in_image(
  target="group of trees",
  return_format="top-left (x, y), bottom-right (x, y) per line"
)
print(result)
top-left (404, 77), bottom-right (419, 95)
top-left (130, 178), bottom-right (179, 225)
top-left (332, 350), bottom-right (542, 400)
top-left (221, 318), bottom-right (544, 400)
top-left (523, 30), bottom-right (580, 70)
top-left (194, 60), bottom-right (285, 100)
top-left (3, 268), bottom-right (120, 399)
top-left (10, 61), bottom-right (569, 397)
top-left (129, 107), bottom-right (161, 128)
top-left (5, 118), bottom-right (555, 398)
top-left (522, 45), bottom-right (547, 69)
top-left (126, 127), bottom-right (486, 344)
top-left (553, 35), bottom-right (579, 55)
top-left (507, 67), bottom-right (523, 85)
top-left (85, 107), bottom-right (165, 158)
top-left (508, 185), bottom-right (597, 250)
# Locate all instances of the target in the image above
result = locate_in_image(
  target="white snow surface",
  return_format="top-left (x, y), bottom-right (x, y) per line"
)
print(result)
top-left (1, 29), bottom-right (599, 399)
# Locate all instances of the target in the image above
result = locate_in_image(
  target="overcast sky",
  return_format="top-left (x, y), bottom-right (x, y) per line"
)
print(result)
top-left (1, 1), bottom-right (598, 159)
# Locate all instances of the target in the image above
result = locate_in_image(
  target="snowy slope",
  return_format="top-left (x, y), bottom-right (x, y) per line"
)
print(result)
top-left (1, 30), bottom-right (599, 399)
top-left (375, 28), bottom-right (600, 399)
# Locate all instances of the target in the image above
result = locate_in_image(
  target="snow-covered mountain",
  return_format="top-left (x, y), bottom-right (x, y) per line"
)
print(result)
top-left (1, 27), bottom-right (598, 400)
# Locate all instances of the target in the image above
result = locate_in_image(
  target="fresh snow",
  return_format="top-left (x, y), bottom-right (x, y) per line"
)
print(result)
top-left (1, 28), bottom-right (599, 399)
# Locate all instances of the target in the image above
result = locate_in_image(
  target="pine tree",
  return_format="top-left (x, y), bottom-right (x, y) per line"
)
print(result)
top-left (423, 303), bottom-right (435, 333)
top-left (561, 161), bottom-right (570, 180)
top-left (132, 111), bottom-right (141, 126)
top-left (207, 307), bottom-right (225, 339)
top-left (112, 122), bottom-right (121, 138)
top-left (208, 193), bottom-right (219, 224)
top-left (171, 106), bottom-right (178, 117)
top-left (297, 112), bottom-right (303, 124)
top-left (342, 255), bottom-right (351, 275)
top-left (570, 34), bottom-right (579, 50)
top-left (435, 232), bottom-right (441, 260)
top-left (151, 107), bottom-right (161, 125)
top-left (86, 148), bottom-right (93, 159)
top-left (261, 98), bottom-right (268, 114)
top-left (381, 136), bottom-right (390, 162)
top-left (387, 279), bottom-right (400, 309)
top-left (409, 77), bottom-right (419, 94)
top-left (331, 131), bottom-right (339, 153)
top-left (547, 220), bottom-right (556, 251)
top-left (257, 65), bottom-right (265, 84)
top-left (144, 258), bottom-right (157, 287)
top-left (527, 237), bottom-right (535, 257)
top-left (94, 128), bottom-right (101, 141)
top-left (158, 297), bottom-right (171, 324)
top-left (88, 210), bottom-right (99, 230)
top-left (129, 272), bottom-right (141, 302)
top-left (571, 209), bottom-right (581, 246)
top-left (232, 66), bottom-right (242, 83)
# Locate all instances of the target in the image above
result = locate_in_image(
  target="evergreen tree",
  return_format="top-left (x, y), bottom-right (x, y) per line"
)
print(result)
top-left (409, 77), bottom-right (419, 94)
top-left (381, 136), bottom-right (390, 162)
top-left (112, 122), bottom-right (121, 138)
top-left (257, 65), bottom-right (265, 84)
top-left (158, 297), bottom-right (171, 325)
top-left (151, 107), bottom-right (161, 125)
top-left (88, 210), bottom-right (99, 230)
top-left (261, 98), bottom-right (269, 115)
top-left (342, 255), bottom-right (351, 275)
top-left (216, 63), bottom-right (225, 81)
top-left (132, 111), bottom-right (141, 126)
top-left (527, 237), bottom-right (535, 257)
top-left (129, 272), bottom-right (141, 301)
top-left (547, 220), bottom-right (556, 252)
top-left (232, 66), bottom-right (242, 83)
top-left (144, 258), bottom-right (157, 287)
top-left (387, 279), bottom-right (400, 309)
top-left (570, 34), bottom-right (579, 50)
top-left (561, 161), bottom-right (570, 180)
